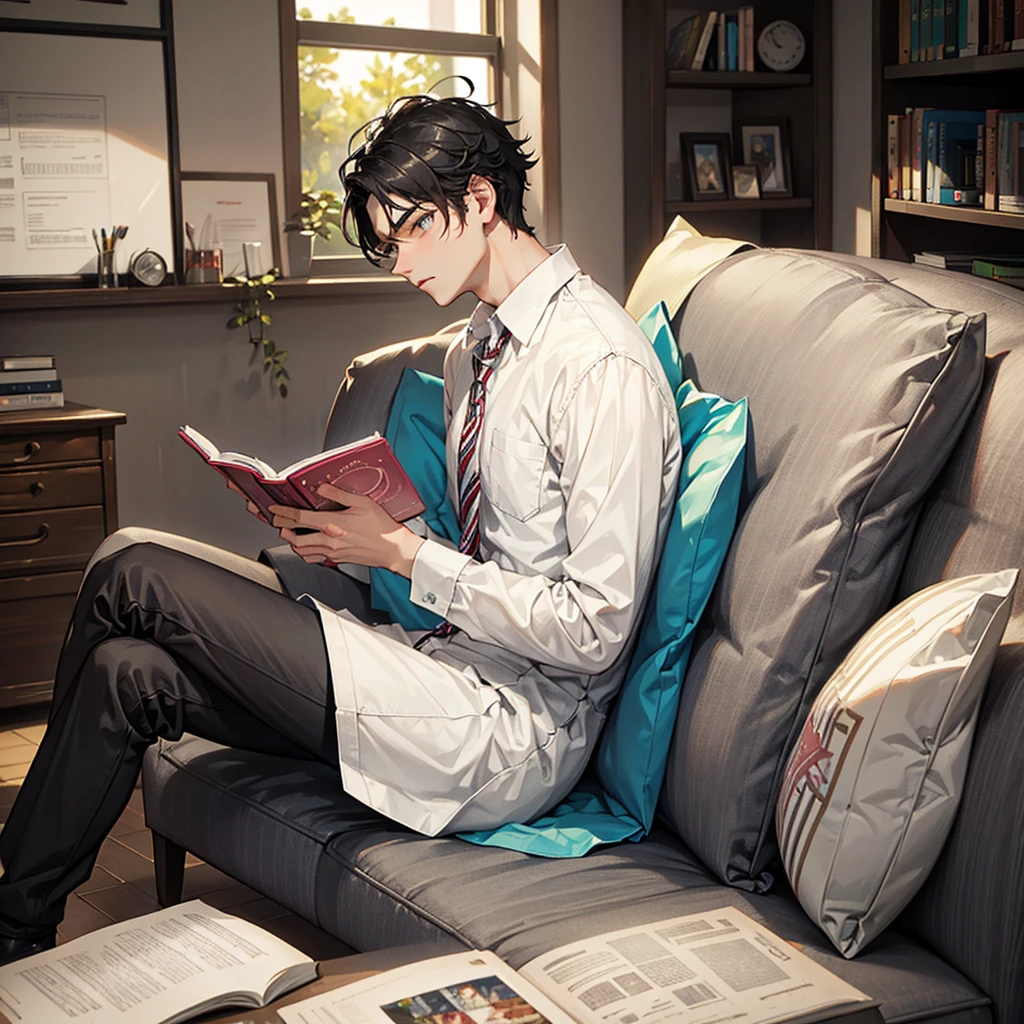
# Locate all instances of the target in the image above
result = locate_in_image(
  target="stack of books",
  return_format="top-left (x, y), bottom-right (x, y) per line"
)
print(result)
top-left (897, 0), bottom-right (1024, 63)
top-left (667, 8), bottom-right (756, 72)
top-left (913, 251), bottom-right (1024, 288)
top-left (0, 355), bottom-right (63, 412)
top-left (886, 107), bottom-right (1024, 209)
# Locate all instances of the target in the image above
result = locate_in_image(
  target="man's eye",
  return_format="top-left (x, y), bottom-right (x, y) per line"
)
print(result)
top-left (416, 212), bottom-right (434, 232)
top-left (380, 242), bottom-right (397, 259)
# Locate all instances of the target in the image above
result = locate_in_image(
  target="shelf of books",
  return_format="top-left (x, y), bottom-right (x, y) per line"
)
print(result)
top-left (871, 0), bottom-right (1024, 266)
top-left (623, 0), bottom-right (832, 286)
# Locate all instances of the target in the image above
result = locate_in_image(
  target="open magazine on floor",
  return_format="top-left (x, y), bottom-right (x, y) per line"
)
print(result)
top-left (276, 909), bottom-right (876, 1024)
top-left (0, 900), bottom-right (316, 1024)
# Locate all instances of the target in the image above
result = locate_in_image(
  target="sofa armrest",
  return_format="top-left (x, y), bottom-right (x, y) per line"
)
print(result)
top-left (898, 640), bottom-right (1024, 1018)
top-left (322, 322), bottom-right (465, 451)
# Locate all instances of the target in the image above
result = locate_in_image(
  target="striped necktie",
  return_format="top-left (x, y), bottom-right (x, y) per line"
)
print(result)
top-left (414, 324), bottom-right (512, 649)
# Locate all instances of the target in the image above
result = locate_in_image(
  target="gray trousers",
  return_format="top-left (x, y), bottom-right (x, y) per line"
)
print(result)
top-left (0, 528), bottom-right (372, 937)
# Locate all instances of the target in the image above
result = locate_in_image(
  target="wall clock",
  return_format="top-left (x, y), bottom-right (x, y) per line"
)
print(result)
top-left (757, 19), bottom-right (806, 72)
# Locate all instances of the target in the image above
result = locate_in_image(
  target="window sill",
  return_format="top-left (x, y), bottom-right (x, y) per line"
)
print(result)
top-left (0, 275), bottom-right (410, 312)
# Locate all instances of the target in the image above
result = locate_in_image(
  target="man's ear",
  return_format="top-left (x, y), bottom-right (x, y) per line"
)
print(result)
top-left (466, 174), bottom-right (498, 224)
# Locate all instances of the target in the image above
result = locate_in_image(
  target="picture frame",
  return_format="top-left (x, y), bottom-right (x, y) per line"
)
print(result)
top-left (734, 118), bottom-right (793, 198)
top-left (731, 164), bottom-right (761, 200)
top-left (680, 132), bottom-right (733, 201)
top-left (180, 172), bottom-right (282, 280)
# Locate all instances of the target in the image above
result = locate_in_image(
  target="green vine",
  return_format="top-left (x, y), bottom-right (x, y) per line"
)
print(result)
top-left (226, 269), bottom-right (290, 398)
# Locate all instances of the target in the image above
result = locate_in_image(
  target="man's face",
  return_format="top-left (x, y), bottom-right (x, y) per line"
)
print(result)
top-left (367, 192), bottom-right (487, 306)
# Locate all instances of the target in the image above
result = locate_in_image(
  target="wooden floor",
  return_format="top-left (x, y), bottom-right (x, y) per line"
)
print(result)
top-left (0, 703), bottom-right (355, 961)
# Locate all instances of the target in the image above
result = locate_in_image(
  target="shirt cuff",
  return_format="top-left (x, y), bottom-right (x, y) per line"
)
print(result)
top-left (409, 538), bottom-right (473, 618)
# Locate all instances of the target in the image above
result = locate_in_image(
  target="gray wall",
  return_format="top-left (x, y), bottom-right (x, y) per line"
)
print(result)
top-left (831, 0), bottom-right (873, 256)
top-left (0, 0), bottom-right (624, 559)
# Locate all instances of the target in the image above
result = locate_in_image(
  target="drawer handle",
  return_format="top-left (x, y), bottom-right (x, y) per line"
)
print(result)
top-left (12, 442), bottom-right (41, 464)
top-left (0, 523), bottom-right (50, 548)
top-left (30, 482), bottom-right (45, 498)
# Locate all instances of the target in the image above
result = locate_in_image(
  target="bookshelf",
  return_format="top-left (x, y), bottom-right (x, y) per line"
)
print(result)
top-left (622, 0), bottom-right (833, 288)
top-left (871, 0), bottom-right (1024, 260)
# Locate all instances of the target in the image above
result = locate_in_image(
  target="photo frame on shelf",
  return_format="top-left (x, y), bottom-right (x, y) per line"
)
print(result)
top-left (180, 173), bottom-right (282, 281)
top-left (680, 132), bottom-right (733, 201)
top-left (734, 118), bottom-right (793, 198)
top-left (732, 164), bottom-right (761, 200)
top-left (0, 30), bottom-right (175, 286)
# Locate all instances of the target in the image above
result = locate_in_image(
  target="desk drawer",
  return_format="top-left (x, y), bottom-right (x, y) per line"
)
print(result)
top-left (0, 572), bottom-right (80, 703)
top-left (0, 506), bottom-right (106, 575)
top-left (0, 430), bottom-right (99, 469)
top-left (0, 466), bottom-right (104, 512)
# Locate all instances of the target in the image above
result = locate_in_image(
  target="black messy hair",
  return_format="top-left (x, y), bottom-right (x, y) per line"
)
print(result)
top-left (339, 81), bottom-right (538, 266)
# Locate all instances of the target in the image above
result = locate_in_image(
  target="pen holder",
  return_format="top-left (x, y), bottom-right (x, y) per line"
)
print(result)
top-left (185, 248), bottom-right (223, 285)
top-left (97, 249), bottom-right (118, 289)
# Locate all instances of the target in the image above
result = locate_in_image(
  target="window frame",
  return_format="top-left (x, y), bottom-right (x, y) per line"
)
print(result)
top-left (278, 0), bottom-right (503, 280)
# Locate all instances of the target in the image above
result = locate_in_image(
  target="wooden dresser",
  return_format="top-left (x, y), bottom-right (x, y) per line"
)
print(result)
top-left (0, 403), bottom-right (126, 708)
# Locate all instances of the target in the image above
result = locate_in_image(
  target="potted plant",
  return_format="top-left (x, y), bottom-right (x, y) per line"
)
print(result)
top-left (283, 189), bottom-right (343, 277)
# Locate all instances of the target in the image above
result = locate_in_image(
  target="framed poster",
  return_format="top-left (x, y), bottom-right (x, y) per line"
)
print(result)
top-left (0, 31), bottom-right (174, 280)
top-left (180, 173), bottom-right (282, 280)
top-left (0, 0), bottom-right (161, 29)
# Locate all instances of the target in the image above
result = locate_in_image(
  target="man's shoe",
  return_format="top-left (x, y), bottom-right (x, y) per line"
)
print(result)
top-left (0, 930), bottom-right (56, 967)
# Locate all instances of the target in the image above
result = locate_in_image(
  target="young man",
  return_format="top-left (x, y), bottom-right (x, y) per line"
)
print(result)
top-left (0, 93), bottom-right (681, 965)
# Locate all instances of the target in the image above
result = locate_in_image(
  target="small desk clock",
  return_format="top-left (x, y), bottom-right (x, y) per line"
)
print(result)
top-left (757, 19), bottom-right (806, 72)
top-left (128, 249), bottom-right (169, 287)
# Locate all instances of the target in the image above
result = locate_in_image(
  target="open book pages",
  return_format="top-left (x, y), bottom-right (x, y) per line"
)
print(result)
top-left (0, 899), bottom-right (316, 1024)
top-left (278, 910), bottom-right (874, 1024)
top-left (277, 949), bottom-right (577, 1024)
top-left (179, 425), bottom-right (380, 483)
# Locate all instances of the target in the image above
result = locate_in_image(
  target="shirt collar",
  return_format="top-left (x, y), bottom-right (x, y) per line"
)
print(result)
top-left (464, 245), bottom-right (580, 350)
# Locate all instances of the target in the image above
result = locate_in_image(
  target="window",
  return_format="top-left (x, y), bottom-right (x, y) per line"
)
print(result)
top-left (279, 0), bottom-right (558, 279)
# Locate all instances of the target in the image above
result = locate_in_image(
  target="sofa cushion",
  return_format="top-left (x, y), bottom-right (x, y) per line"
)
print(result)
top-left (662, 248), bottom-right (987, 892)
top-left (779, 252), bottom-right (1024, 1023)
top-left (777, 569), bottom-right (1017, 958)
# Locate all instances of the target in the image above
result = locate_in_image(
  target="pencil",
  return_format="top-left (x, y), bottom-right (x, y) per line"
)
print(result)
top-left (92, 228), bottom-right (101, 254)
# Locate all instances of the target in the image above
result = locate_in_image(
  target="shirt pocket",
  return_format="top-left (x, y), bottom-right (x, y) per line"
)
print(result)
top-left (483, 429), bottom-right (548, 522)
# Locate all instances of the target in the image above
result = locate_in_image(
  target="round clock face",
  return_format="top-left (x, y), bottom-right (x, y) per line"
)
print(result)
top-left (130, 249), bottom-right (168, 287)
top-left (757, 19), bottom-right (806, 72)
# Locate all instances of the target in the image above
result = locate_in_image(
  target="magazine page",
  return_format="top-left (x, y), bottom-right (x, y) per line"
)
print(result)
top-left (0, 899), bottom-right (315, 1024)
top-left (517, 909), bottom-right (874, 1024)
top-left (277, 949), bottom-right (580, 1024)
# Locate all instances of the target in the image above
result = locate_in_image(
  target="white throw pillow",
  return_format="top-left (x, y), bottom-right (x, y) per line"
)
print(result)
top-left (776, 568), bottom-right (1018, 958)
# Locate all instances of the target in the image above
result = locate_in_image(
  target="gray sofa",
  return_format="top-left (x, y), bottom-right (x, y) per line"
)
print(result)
top-left (141, 247), bottom-right (1024, 1024)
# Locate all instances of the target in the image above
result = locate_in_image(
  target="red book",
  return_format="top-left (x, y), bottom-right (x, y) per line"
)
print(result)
top-left (179, 425), bottom-right (426, 523)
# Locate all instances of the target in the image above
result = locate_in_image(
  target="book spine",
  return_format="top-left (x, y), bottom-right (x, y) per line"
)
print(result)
top-left (0, 368), bottom-right (58, 383)
top-left (926, 119), bottom-right (938, 201)
top-left (965, 0), bottom-right (979, 52)
top-left (912, 0), bottom-right (921, 58)
top-left (933, 0), bottom-right (946, 55)
top-left (938, 120), bottom-right (950, 189)
top-left (727, 16), bottom-right (738, 71)
top-left (1014, 0), bottom-right (1024, 46)
top-left (995, 0), bottom-right (1005, 50)
top-left (692, 12), bottom-right (717, 70)
top-left (921, 0), bottom-right (933, 56)
top-left (939, 186), bottom-right (982, 203)
top-left (945, 0), bottom-right (960, 54)
top-left (0, 378), bottom-right (61, 396)
top-left (684, 12), bottom-right (706, 69)
top-left (901, 113), bottom-right (913, 197)
top-left (960, 0), bottom-right (972, 51)
top-left (901, 0), bottom-right (912, 61)
top-left (912, 107), bottom-right (925, 200)
top-left (0, 391), bottom-right (64, 411)
top-left (744, 6), bottom-right (754, 71)
top-left (976, 122), bottom-right (986, 189)
top-left (737, 8), bottom-right (746, 71)
top-left (985, 108), bottom-right (999, 209)
top-left (888, 115), bottom-right (901, 198)
top-left (0, 357), bottom-right (55, 371)
top-left (717, 13), bottom-right (727, 73)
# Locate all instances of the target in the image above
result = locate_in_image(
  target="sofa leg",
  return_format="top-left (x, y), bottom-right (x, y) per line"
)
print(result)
top-left (152, 830), bottom-right (186, 907)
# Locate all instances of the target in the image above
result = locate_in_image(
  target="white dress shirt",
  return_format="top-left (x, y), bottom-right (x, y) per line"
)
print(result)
top-left (303, 245), bottom-right (682, 836)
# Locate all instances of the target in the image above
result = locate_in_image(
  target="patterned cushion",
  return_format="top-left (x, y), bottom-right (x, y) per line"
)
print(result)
top-left (777, 569), bottom-right (1017, 957)
top-left (661, 247), bottom-right (988, 890)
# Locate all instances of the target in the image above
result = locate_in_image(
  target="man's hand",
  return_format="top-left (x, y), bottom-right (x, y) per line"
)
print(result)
top-left (225, 478), bottom-right (270, 524)
top-left (269, 483), bottom-right (425, 578)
